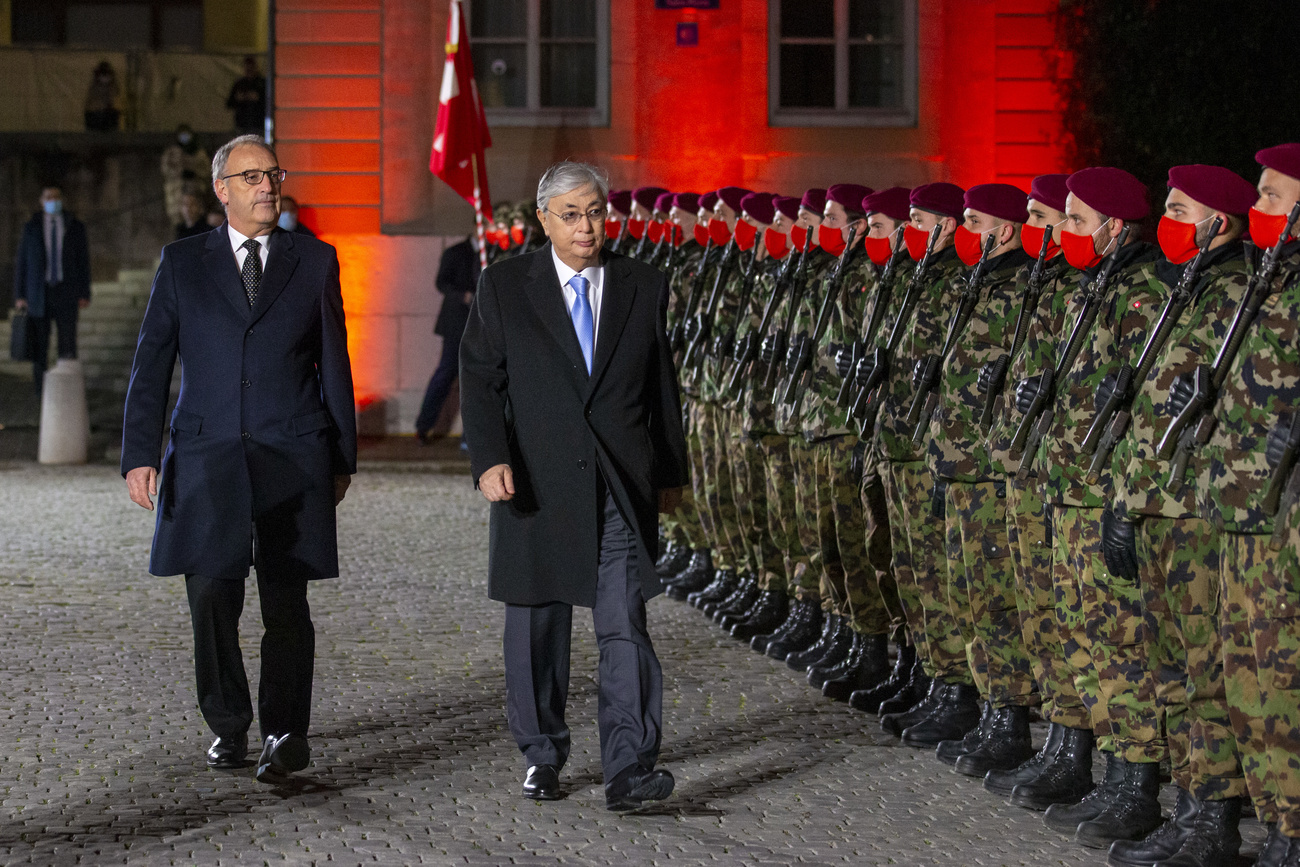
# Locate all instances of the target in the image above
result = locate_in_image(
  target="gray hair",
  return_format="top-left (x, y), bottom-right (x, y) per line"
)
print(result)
top-left (536, 161), bottom-right (610, 213)
top-left (211, 134), bottom-right (277, 185)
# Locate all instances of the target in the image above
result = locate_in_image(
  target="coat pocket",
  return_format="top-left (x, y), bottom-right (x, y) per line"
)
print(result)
top-left (170, 407), bottom-right (203, 434)
top-left (292, 408), bottom-right (332, 436)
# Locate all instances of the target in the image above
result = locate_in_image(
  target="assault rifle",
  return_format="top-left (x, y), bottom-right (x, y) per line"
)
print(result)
top-left (669, 237), bottom-right (715, 352)
top-left (980, 226), bottom-right (1055, 429)
top-left (907, 232), bottom-right (999, 446)
top-left (849, 224), bottom-right (943, 432)
top-left (1081, 217), bottom-right (1223, 484)
top-left (836, 226), bottom-right (907, 407)
top-left (725, 236), bottom-right (806, 394)
top-left (710, 244), bottom-right (763, 381)
top-left (1013, 225), bottom-right (1133, 480)
top-left (1158, 202), bottom-right (1300, 493)
top-left (760, 235), bottom-right (818, 392)
top-left (781, 224), bottom-right (861, 415)
top-left (683, 237), bottom-right (742, 376)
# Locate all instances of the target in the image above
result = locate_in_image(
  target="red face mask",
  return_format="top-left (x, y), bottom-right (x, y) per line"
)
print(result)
top-left (791, 224), bottom-right (815, 251)
top-left (903, 223), bottom-right (933, 261)
top-left (668, 224), bottom-right (684, 247)
top-left (693, 222), bottom-right (710, 247)
top-left (954, 225), bottom-right (987, 267)
top-left (1157, 215), bottom-right (1208, 265)
top-left (647, 220), bottom-right (665, 244)
top-left (1020, 223), bottom-right (1060, 261)
top-left (708, 218), bottom-right (731, 247)
top-left (1249, 206), bottom-right (1293, 249)
top-left (818, 223), bottom-right (847, 257)
top-left (626, 218), bottom-right (646, 241)
top-left (734, 219), bottom-right (759, 251)
top-left (604, 219), bottom-right (621, 241)
top-left (863, 234), bottom-right (894, 266)
top-left (764, 227), bottom-right (790, 260)
top-left (510, 225), bottom-right (526, 245)
top-left (1060, 225), bottom-right (1108, 270)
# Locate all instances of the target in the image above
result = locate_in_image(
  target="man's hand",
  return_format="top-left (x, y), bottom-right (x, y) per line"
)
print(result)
top-left (658, 487), bottom-right (683, 514)
top-left (126, 466), bottom-right (157, 510)
top-left (334, 474), bottom-right (352, 506)
top-left (462, 291), bottom-right (473, 306)
top-left (14, 299), bottom-right (27, 311)
top-left (479, 463), bottom-right (515, 502)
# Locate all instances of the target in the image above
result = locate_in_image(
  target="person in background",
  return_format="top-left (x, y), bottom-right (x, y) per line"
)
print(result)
top-left (84, 61), bottom-right (120, 132)
top-left (227, 56), bottom-right (267, 135)
top-left (162, 124), bottom-right (211, 226)
top-left (175, 192), bottom-right (209, 240)
top-left (415, 233), bottom-right (480, 443)
top-left (278, 197), bottom-right (316, 237)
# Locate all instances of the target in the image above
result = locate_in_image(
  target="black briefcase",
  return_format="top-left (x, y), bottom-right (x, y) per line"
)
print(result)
top-left (9, 310), bottom-right (33, 361)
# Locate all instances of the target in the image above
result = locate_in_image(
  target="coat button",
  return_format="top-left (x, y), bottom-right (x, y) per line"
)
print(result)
top-left (246, 328), bottom-right (254, 336)
top-left (241, 431), bottom-right (251, 440)
top-left (584, 408), bottom-right (591, 418)
top-left (242, 379), bottom-right (251, 388)
top-left (578, 459), bottom-right (587, 470)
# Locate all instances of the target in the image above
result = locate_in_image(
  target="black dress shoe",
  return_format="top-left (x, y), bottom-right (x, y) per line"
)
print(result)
top-left (522, 764), bottom-right (561, 800)
top-left (605, 765), bottom-right (675, 812)
top-left (255, 733), bottom-right (310, 782)
top-left (206, 732), bottom-right (249, 769)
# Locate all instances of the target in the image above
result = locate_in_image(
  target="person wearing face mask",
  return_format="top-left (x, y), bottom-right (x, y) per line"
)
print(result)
top-left (979, 174), bottom-right (1096, 803)
top-left (1009, 167), bottom-right (1167, 836)
top-left (604, 189), bottom-right (631, 255)
top-left (13, 186), bottom-right (91, 396)
top-left (277, 197), bottom-right (316, 237)
top-left (162, 124), bottom-right (212, 226)
top-left (84, 61), bottom-right (120, 132)
top-left (627, 186), bottom-right (668, 263)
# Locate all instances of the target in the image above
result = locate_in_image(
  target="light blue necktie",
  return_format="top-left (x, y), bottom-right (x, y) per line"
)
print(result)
top-left (568, 273), bottom-right (594, 374)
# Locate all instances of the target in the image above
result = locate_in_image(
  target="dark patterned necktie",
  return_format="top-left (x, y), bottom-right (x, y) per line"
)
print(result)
top-left (240, 238), bottom-right (262, 307)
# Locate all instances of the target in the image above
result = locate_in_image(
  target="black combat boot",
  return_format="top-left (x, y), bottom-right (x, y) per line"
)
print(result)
top-left (901, 682), bottom-right (982, 748)
top-left (701, 570), bottom-right (750, 617)
top-left (877, 658), bottom-right (931, 718)
top-left (666, 549), bottom-right (712, 600)
top-left (710, 573), bottom-right (759, 621)
top-left (1073, 760), bottom-right (1163, 848)
top-left (687, 567), bottom-right (738, 609)
top-left (955, 704), bottom-right (1034, 777)
top-left (787, 614), bottom-right (848, 672)
top-left (881, 679), bottom-right (946, 738)
top-left (1010, 726), bottom-right (1096, 811)
top-left (1249, 824), bottom-right (1291, 867)
top-left (1041, 751), bottom-right (1125, 832)
top-left (778, 611), bottom-right (837, 667)
top-left (851, 644), bottom-right (917, 713)
top-left (1107, 788), bottom-right (1201, 867)
top-left (655, 541), bottom-right (691, 578)
top-left (985, 721), bottom-right (1065, 796)
top-left (822, 633), bottom-right (890, 701)
top-left (717, 576), bottom-right (765, 629)
top-left (809, 630), bottom-right (862, 689)
top-left (764, 602), bottom-right (824, 660)
top-left (936, 701), bottom-right (990, 765)
top-left (751, 596), bottom-right (812, 653)
top-left (799, 618), bottom-right (855, 679)
top-left (730, 590), bottom-right (788, 642)
top-left (1143, 795), bottom-right (1242, 867)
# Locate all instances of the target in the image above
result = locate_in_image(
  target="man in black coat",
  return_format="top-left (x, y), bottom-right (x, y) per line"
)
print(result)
top-left (121, 134), bottom-right (357, 782)
top-left (460, 161), bottom-right (689, 811)
top-left (415, 234), bottom-right (480, 441)
top-left (13, 186), bottom-right (91, 394)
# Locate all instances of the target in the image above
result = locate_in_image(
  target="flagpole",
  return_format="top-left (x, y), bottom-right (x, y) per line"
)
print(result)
top-left (471, 151), bottom-right (488, 270)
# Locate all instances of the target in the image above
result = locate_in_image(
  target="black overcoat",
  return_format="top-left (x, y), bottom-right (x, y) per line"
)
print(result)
top-left (459, 244), bottom-right (689, 607)
top-left (434, 238), bottom-right (479, 338)
top-left (13, 212), bottom-right (91, 316)
top-left (120, 225), bottom-right (357, 580)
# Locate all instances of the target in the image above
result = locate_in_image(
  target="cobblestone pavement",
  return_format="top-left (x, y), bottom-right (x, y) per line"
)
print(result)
top-left (0, 464), bottom-right (1267, 866)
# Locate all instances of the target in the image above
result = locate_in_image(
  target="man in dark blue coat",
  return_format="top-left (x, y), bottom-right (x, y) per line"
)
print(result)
top-left (121, 134), bottom-right (357, 782)
top-left (13, 185), bottom-right (91, 394)
top-left (415, 234), bottom-right (480, 441)
top-left (460, 161), bottom-right (689, 811)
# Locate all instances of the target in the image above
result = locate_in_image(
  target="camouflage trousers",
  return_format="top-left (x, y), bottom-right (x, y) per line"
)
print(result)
top-left (1007, 480), bottom-right (1089, 729)
top-left (727, 420), bottom-right (788, 590)
top-left (1138, 517), bottom-right (1243, 799)
top-left (662, 404), bottom-right (707, 551)
top-left (688, 401), bottom-right (742, 572)
top-left (761, 434), bottom-right (804, 595)
top-left (945, 480), bottom-right (1037, 707)
top-left (1051, 505), bottom-right (1113, 752)
top-left (1220, 524), bottom-right (1300, 835)
top-left (788, 438), bottom-right (823, 604)
top-left (881, 460), bottom-right (969, 683)
top-left (861, 457), bottom-right (902, 637)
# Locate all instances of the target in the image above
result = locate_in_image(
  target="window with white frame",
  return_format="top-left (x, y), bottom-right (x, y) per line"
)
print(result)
top-left (468, 0), bottom-right (609, 126)
top-left (769, 0), bottom-right (917, 127)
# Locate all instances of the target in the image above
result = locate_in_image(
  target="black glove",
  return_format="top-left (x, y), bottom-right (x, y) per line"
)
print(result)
top-left (1165, 373), bottom-right (1195, 418)
top-left (850, 440), bottom-right (868, 480)
top-left (976, 357), bottom-right (1006, 395)
top-left (732, 332), bottom-right (753, 363)
top-left (712, 330), bottom-right (734, 359)
top-left (1266, 413), bottom-right (1296, 469)
top-left (912, 356), bottom-right (934, 391)
top-left (786, 336), bottom-right (805, 371)
top-left (854, 355), bottom-right (877, 388)
top-left (1015, 374), bottom-right (1045, 415)
top-left (1100, 508), bottom-right (1140, 582)
top-left (759, 334), bottom-right (778, 366)
top-left (835, 346), bottom-right (856, 379)
top-left (1093, 372), bottom-right (1119, 413)
top-left (684, 314), bottom-right (702, 342)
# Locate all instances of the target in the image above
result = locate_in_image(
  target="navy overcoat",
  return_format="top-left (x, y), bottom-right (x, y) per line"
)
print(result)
top-left (13, 211), bottom-right (91, 316)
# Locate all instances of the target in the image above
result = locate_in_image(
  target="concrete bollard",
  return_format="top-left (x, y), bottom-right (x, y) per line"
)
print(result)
top-left (38, 359), bottom-right (90, 465)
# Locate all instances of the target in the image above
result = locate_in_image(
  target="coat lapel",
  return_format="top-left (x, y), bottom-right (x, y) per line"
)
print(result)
top-left (588, 252), bottom-right (636, 394)
top-left (525, 244), bottom-right (591, 380)
top-left (203, 224), bottom-right (253, 321)
top-left (249, 228), bottom-right (300, 326)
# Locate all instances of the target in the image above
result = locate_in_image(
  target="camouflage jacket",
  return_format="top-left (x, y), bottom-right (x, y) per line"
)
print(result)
top-left (871, 246), bottom-right (966, 463)
top-left (1113, 244), bottom-right (1251, 519)
top-left (673, 241), bottom-right (718, 397)
top-left (696, 245), bottom-right (764, 405)
top-left (772, 249), bottom-right (837, 435)
top-left (663, 239), bottom-right (705, 335)
top-left (1038, 241), bottom-right (1165, 507)
top-left (1197, 244), bottom-right (1300, 533)
top-left (732, 255), bottom-right (786, 432)
top-left (985, 255), bottom-right (1074, 477)
top-left (800, 253), bottom-right (880, 441)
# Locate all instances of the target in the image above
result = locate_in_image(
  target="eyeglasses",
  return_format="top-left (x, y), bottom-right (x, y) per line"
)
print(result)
top-left (221, 168), bottom-right (287, 186)
top-left (546, 206), bottom-right (607, 226)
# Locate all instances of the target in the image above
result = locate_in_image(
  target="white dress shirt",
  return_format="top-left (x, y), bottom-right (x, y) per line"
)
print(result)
top-left (551, 246), bottom-right (605, 353)
top-left (228, 224), bottom-right (271, 273)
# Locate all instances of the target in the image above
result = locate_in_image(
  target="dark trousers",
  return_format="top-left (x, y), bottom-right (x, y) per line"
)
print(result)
top-left (415, 331), bottom-right (461, 435)
top-left (29, 287), bottom-right (79, 394)
top-left (504, 491), bottom-right (663, 784)
top-left (185, 569), bottom-right (315, 740)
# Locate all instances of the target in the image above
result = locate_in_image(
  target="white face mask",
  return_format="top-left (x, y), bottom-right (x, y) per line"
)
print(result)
top-left (178, 132), bottom-right (193, 145)
top-left (277, 212), bottom-right (297, 231)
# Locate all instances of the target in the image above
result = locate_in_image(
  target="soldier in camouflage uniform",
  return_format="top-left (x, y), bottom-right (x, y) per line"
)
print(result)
top-left (626, 185), bottom-right (667, 262)
top-left (1103, 166), bottom-right (1258, 867)
top-left (1011, 169), bottom-right (1165, 832)
top-left (605, 189), bottom-right (631, 256)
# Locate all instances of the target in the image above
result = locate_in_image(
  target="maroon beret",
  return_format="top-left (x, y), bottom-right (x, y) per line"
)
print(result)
top-left (740, 191), bottom-right (776, 225)
top-left (716, 186), bottom-right (753, 213)
top-left (653, 191), bottom-right (676, 215)
top-left (1029, 174), bottom-right (1071, 212)
top-left (909, 182), bottom-right (966, 219)
top-left (607, 189), bottom-right (632, 215)
top-left (1167, 165), bottom-right (1258, 216)
top-left (827, 183), bottom-right (874, 214)
top-left (672, 192), bottom-right (700, 213)
top-left (1257, 143), bottom-right (1300, 183)
top-left (1066, 167), bottom-right (1149, 221)
top-left (862, 186), bottom-right (911, 222)
top-left (801, 188), bottom-right (828, 215)
top-left (964, 183), bottom-right (1029, 223)
top-left (699, 190), bottom-right (720, 212)
top-left (632, 186), bottom-right (669, 210)
top-left (773, 195), bottom-right (802, 221)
